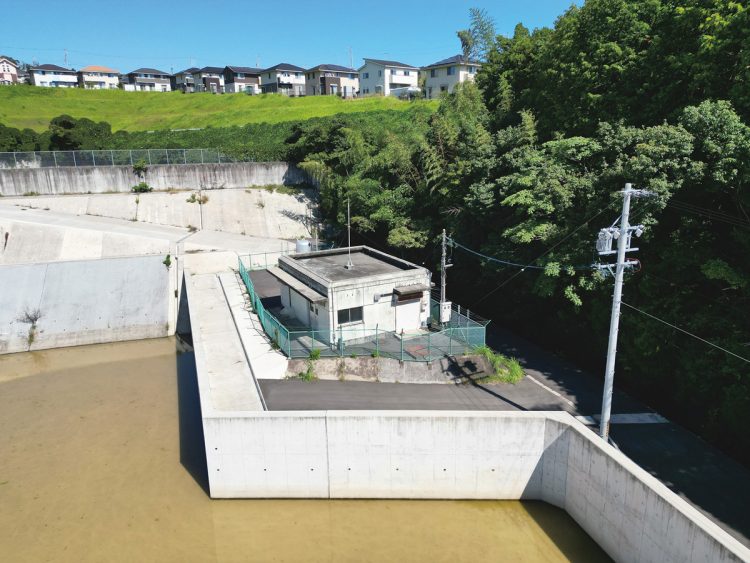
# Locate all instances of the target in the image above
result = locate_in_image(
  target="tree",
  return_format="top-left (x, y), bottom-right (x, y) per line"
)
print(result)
top-left (456, 8), bottom-right (497, 61)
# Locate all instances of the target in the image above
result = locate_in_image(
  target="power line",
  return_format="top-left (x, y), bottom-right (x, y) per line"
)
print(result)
top-left (621, 301), bottom-right (750, 364)
top-left (666, 201), bottom-right (750, 229)
top-left (470, 206), bottom-right (611, 308)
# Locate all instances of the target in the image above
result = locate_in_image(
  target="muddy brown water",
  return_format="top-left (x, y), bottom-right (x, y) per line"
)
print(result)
top-left (0, 338), bottom-right (610, 562)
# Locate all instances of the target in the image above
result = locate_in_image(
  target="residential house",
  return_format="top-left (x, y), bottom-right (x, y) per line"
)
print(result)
top-left (357, 58), bottom-right (418, 96)
top-left (29, 64), bottom-right (78, 88)
top-left (422, 55), bottom-right (481, 99)
top-left (77, 65), bottom-right (120, 89)
top-left (223, 66), bottom-right (262, 94)
top-left (305, 64), bottom-right (358, 97)
top-left (172, 67), bottom-right (198, 92)
top-left (192, 66), bottom-right (224, 93)
top-left (0, 56), bottom-right (18, 85)
top-left (123, 68), bottom-right (172, 92)
top-left (260, 63), bottom-right (306, 96)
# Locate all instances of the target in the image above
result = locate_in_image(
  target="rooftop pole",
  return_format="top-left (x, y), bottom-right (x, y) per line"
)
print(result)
top-left (345, 198), bottom-right (354, 269)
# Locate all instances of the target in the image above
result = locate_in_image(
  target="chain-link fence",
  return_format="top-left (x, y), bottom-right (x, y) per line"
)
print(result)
top-left (239, 256), bottom-right (487, 361)
top-left (0, 149), bottom-right (250, 169)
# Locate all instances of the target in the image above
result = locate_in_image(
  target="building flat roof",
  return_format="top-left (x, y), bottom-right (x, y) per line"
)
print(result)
top-left (286, 246), bottom-right (423, 284)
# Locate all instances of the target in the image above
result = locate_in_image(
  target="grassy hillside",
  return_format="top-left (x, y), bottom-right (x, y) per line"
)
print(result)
top-left (0, 86), bottom-right (436, 132)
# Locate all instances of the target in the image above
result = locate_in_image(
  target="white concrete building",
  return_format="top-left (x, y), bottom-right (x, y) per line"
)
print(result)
top-left (260, 63), bottom-right (306, 96)
top-left (422, 55), bottom-right (481, 99)
top-left (357, 58), bottom-right (418, 96)
top-left (269, 247), bottom-right (431, 343)
top-left (305, 64), bottom-right (359, 97)
top-left (29, 64), bottom-right (78, 88)
top-left (0, 56), bottom-right (18, 85)
top-left (77, 65), bottom-right (120, 89)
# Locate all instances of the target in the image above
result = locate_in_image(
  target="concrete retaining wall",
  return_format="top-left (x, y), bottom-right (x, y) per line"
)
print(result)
top-left (3, 187), bottom-right (315, 239)
top-left (286, 355), bottom-right (492, 383)
top-left (0, 162), bottom-right (309, 196)
top-left (199, 410), bottom-right (748, 562)
top-left (0, 255), bottom-right (170, 353)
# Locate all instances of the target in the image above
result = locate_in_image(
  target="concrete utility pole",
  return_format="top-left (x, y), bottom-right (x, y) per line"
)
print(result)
top-left (596, 183), bottom-right (650, 441)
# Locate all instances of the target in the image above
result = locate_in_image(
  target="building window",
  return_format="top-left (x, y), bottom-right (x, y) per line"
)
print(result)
top-left (378, 70), bottom-right (382, 77)
top-left (404, 70), bottom-right (410, 76)
top-left (337, 307), bottom-right (363, 325)
top-left (447, 66), bottom-right (455, 76)
top-left (362, 72), bottom-right (369, 79)
top-left (430, 69), bottom-right (436, 77)
top-left (349, 73), bottom-right (355, 79)
top-left (468, 66), bottom-right (476, 74)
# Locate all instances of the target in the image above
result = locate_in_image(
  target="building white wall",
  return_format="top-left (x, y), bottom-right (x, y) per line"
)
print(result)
top-left (30, 70), bottom-right (78, 88)
top-left (78, 72), bottom-right (119, 89)
top-left (424, 64), bottom-right (479, 99)
top-left (261, 70), bottom-right (306, 95)
top-left (358, 61), bottom-right (418, 96)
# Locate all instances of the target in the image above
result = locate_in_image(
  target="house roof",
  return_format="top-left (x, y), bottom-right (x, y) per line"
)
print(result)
top-left (423, 55), bottom-right (482, 69)
top-left (79, 65), bottom-right (119, 73)
top-left (362, 58), bottom-right (417, 70)
top-left (225, 66), bottom-right (263, 74)
top-left (176, 67), bottom-right (199, 74)
top-left (261, 62), bottom-right (306, 73)
top-left (128, 67), bottom-right (169, 76)
top-left (307, 63), bottom-right (358, 73)
top-left (196, 66), bottom-right (224, 74)
top-left (31, 64), bottom-right (75, 73)
top-left (0, 56), bottom-right (18, 66)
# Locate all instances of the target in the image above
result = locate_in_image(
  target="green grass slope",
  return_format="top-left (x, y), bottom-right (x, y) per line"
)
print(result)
top-left (0, 86), bottom-right (436, 132)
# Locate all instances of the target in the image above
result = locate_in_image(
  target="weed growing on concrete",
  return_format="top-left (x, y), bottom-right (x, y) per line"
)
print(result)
top-left (309, 349), bottom-right (321, 361)
top-left (163, 254), bottom-right (172, 269)
top-left (297, 360), bottom-right (317, 382)
top-left (187, 224), bottom-right (198, 233)
top-left (337, 359), bottom-right (346, 381)
top-left (198, 194), bottom-right (209, 204)
top-left (371, 350), bottom-right (380, 358)
top-left (131, 182), bottom-right (152, 193)
top-left (18, 309), bottom-right (41, 350)
top-left (469, 345), bottom-right (524, 384)
top-left (256, 200), bottom-right (265, 209)
top-left (23, 191), bottom-right (39, 196)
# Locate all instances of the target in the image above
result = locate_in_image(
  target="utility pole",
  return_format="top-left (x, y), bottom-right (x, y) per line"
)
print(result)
top-left (439, 229), bottom-right (453, 324)
top-left (596, 183), bottom-right (650, 441)
top-left (348, 47), bottom-right (353, 69)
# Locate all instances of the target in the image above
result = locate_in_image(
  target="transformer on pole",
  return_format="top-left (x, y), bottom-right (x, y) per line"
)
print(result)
top-left (595, 183), bottom-right (652, 442)
top-left (440, 229), bottom-right (453, 324)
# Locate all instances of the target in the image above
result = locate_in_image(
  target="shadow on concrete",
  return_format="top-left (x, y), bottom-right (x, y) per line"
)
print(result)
top-left (522, 500), bottom-right (612, 562)
top-left (175, 333), bottom-right (210, 495)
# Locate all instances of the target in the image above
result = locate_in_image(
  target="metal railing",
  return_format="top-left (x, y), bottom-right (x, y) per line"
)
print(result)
top-left (0, 149), bottom-right (251, 169)
top-left (238, 257), bottom-right (487, 361)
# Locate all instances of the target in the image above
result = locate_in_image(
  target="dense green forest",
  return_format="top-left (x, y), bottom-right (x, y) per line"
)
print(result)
top-left (1, 0), bottom-right (747, 463)
top-left (290, 0), bottom-right (750, 464)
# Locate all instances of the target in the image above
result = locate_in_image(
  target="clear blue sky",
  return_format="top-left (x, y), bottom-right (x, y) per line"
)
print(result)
top-left (2, 0), bottom-right (578, 72)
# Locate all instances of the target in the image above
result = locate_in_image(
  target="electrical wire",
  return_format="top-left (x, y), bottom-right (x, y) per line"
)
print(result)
top-left (448, 238), bottom-right (594, 271)
top-left (666, 200), bottom-right (750, 229)
top-left (468, 207), bottom-right (611, 308)
top-left (621, 301), bottom-right (750, 364)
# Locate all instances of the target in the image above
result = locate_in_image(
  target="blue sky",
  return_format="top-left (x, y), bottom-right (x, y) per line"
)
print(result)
top-left (2, 0), bottom-right (578, 72)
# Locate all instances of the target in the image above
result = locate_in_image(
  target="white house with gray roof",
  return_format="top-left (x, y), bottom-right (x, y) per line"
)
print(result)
top-left (357, 58), bottom-right (418, 96)
top-left (260, 63), bottom-right (306, 96)
top-left (29, 64), bottom-right (78, 88)
top-left (422, 55), bottom-right (481, 99)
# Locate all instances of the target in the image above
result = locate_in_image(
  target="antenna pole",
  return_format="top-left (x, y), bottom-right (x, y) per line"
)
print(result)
top-left (345, 198), bottom-right (354, 269)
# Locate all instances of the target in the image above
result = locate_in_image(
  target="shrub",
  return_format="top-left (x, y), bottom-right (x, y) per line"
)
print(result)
top-left (131, 182), bottom-right (152, 193)
top-left (470, 345), bottom-right (524, 384)
top-left (309, 348), bottom-right (321, 361)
